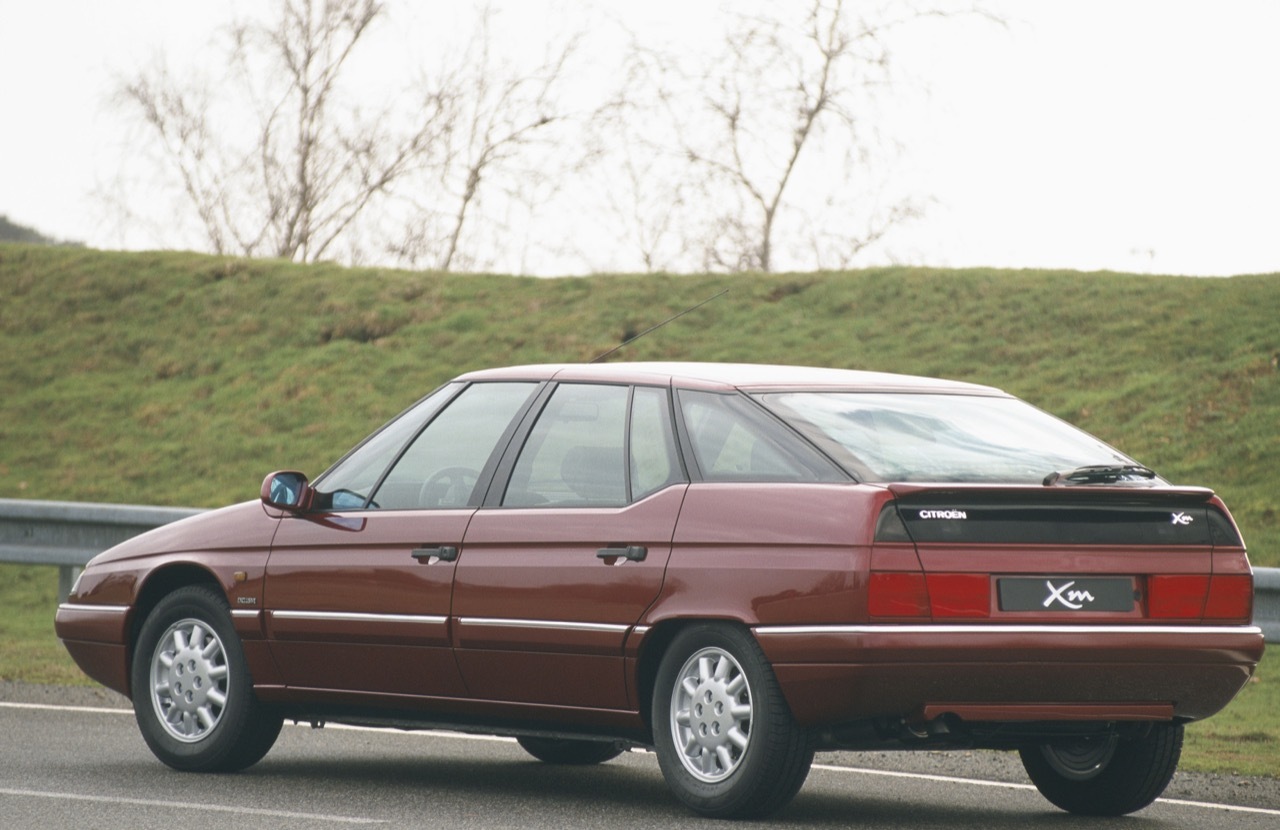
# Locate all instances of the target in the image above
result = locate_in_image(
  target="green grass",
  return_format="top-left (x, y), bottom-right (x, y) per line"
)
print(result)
top-left (1, 245), bottom-right (1277, 775)
top-left (0, 565), bottom-right (90, 685)
top-left (2, 246), bottom-right (1277, 562)
top-left (1184, 655), bottom-right (1279, 776)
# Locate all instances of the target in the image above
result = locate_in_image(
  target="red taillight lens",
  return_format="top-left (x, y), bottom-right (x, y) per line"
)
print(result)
top-left (926, 573), bottom-right (990, 618)
top-left (868, 572), bottom-right (929, 618)
top-left (1148, 575), bottom-right (1209, 619)
top-left (1204, 574), bottom-right (1253, 622)
top-left (869, 572), bottom-right (992, 619)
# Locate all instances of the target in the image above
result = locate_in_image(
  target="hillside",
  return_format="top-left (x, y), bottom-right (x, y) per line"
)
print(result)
top-left (2, 244), bottom-right (1278, 564)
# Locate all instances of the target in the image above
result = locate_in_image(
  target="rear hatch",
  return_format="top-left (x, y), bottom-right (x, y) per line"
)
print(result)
top-left (868, 484), bottom-right (1254, 625)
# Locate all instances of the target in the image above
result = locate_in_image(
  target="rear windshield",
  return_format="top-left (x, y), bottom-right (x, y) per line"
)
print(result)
top-left (756, 392), bottom-right (1142, 484)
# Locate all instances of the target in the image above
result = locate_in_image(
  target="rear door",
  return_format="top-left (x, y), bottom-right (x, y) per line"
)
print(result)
top-left (453, 383), bottom-right (686, 710)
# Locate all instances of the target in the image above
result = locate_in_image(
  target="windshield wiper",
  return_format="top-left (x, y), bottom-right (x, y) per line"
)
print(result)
top-left (1043, 464), bottom-right (1158, 486)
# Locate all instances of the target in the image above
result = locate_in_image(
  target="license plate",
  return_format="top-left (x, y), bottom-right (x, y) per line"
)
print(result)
top-left (998, 577), bottom-right (1135, 612)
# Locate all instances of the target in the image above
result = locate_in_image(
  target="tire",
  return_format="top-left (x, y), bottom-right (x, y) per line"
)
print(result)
top-left (131, 585), bottom-right (283, 772)
top-left (516, 736), bottom-right (625, 765)
top-left (1019, 723), bottom-right (1183, 816)
top-left (651, 623), bottom-right (814, 819)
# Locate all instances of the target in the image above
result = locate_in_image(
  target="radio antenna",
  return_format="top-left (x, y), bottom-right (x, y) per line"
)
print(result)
top-left (589, 288), bottom-right (730, 364)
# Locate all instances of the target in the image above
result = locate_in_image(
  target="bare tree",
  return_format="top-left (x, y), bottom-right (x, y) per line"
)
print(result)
top-left (575, 37), bottom-right (703, 274)
top-left (112, 0), bottom-right (996, 274)
top-left (600, 0), bottom-right (994, 274)
top-left (118, 0), bottom-right (449, 263)
top-left (384, 6), bottom-right (581, 272)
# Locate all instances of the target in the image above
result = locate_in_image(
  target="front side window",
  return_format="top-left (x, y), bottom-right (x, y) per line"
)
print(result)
top-left (757, 392), bottom-right (1139, 484)
top-left (369, 382), bottom-right (537, 509)
top-left (314, 383), bottom-right (463, 509)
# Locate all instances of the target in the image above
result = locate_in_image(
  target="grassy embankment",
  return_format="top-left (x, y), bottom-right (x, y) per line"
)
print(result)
top-left (1, 244), bottom-right (1277, 774)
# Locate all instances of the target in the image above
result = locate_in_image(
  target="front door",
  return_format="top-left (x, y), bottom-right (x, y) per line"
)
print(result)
top-left (263, 380), bottom-right (539, 700)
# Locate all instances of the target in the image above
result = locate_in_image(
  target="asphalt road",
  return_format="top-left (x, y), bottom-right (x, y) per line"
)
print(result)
top-left (2, 684), bottom-right (1277, 829)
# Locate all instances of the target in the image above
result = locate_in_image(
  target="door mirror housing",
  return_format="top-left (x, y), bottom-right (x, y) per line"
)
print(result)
top-left (261, 470), bottom-right (313, 512)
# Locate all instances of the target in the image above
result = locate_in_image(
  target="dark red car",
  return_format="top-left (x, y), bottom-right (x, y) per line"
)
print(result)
top-left (56, 362), bottom-right (1264, 818)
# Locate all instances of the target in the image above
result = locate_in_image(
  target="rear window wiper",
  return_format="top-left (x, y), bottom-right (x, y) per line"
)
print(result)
top-left (1043, 464), bottom-right (1158, 486)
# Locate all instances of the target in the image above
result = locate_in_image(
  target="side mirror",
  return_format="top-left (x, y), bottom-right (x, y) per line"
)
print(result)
top-left (260, 470), bottom-right (313, 512)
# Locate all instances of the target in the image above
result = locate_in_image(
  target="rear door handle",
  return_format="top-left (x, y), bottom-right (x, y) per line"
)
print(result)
top-left (412, 545), bottom-right (458, 562)
top-left (597, 545), bottom-right (647, 562)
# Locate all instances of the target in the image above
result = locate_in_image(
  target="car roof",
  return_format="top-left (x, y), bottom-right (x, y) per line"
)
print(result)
top-left (457, 362), bottom-right (1008, 396)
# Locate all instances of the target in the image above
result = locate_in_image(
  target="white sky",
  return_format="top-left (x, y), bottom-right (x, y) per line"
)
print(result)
top-left (1, 0), bottom-right (1278, 276)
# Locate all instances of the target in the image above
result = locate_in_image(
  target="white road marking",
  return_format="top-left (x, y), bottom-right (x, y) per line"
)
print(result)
top-left (316, 721), bottom-right (517, 742)
top-left (5, 700), bottom-right (1278, 818)
top-left (0, 788), bottom-right (386, 824)
top-left (810, 764), bottom-right (1280, 817)
top-left (0, 700), bottom-right (129, 715)
top-left (813, 763), bottom-right (1036, 791)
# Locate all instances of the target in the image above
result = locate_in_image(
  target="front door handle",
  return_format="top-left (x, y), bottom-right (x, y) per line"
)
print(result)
top-left (412, 545), bottom-right (459, 562)
top-left (596, 545), bottom-right (647, 562)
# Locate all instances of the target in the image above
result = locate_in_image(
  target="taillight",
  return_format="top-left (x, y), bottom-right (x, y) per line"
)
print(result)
top-left (1148, 573), bottom-right (1252, 622)
top-left (868, 572), bottom-right (929, 618)
top-left (869, 572), bottom-right (991, 619)
top-left (926, 573), bottom-right (990, 618)
top-left (1148, 575), bottom-right (1208, 619)
top-left (1204, 574), bottom-right (1253, 622)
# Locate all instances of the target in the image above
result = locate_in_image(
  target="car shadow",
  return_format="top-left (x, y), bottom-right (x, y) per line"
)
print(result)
top-left (229, 750), bottom-right (1173, 828)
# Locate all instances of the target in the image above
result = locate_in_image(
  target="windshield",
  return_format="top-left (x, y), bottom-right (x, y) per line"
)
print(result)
top-left (757, 392), bottom-right (1146, 484)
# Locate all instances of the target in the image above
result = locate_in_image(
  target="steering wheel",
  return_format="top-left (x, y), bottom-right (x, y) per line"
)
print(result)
top-left (418, 466), bottom-right (480, 508)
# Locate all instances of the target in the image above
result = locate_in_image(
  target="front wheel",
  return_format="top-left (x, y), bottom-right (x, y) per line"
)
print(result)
top-left (131, 585), bottom-right (282, 772)
top-left (651, 624), bottom-right (814, 819)
top-left (1019, 724), bottom-right (1183, 815)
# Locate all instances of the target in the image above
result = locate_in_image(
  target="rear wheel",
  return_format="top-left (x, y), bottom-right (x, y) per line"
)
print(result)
top-left (651, 623), bottom-right (814, 819)
top-left (516, 736), bottom-right (625, 765)
top-left (131, 585), bottom-right (282, 772)
top-left (1019, 724), bottom-right (1183, 815)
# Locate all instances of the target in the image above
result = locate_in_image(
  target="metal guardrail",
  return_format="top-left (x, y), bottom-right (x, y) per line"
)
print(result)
top-left (0, 498), bottom-right (203, 599)
top-left (1256, 567), bottom-right (1280, 644)
top-left (2, 497), bottom-right (1277, 643)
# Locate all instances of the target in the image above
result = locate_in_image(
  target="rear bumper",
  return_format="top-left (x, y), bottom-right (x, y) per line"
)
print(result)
top-left (754, 624), bottom-right (1265, 727)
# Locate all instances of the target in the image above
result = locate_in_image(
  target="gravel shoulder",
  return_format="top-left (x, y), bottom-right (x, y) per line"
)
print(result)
top-left (5, 680), bottom-right (1277, 811)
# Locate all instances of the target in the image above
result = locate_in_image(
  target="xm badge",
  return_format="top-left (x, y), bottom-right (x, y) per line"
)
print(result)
top-left (1042, 580), bottom-right (1096, 610)
top-left (1171, 512), bottom-right (1194, 526)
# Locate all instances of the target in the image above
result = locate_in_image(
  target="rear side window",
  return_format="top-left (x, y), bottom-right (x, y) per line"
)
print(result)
top-left (503, 383), bottom-right (685, 507)
top-left (505, 384), bottom-right (629, 507)
top-left (630, 385), bottom-right (683, 499)
top-left (677, 390), bottom-right (846, 483)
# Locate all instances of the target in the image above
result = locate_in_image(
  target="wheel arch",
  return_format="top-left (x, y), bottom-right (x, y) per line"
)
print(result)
top-left (634, 616), bottom-right (758, 740)
top-left (127, 562), bottom-right (225, 694)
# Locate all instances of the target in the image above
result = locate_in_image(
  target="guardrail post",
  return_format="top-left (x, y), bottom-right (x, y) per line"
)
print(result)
top-left (1255, 568), bottom-right (1280, 644)
top-left (58, 566), bottom-right (81, 602)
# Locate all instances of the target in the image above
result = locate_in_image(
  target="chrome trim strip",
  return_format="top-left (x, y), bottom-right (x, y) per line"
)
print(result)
top-left (56, 603), bottom-right (128, 614)
top-left (631, 625), bottom-right (651, 636)
top-left (754, 624), bottom-right (1265, 636)
top-left (272, 610), bottom-right (447, 625)
top-left (460, 617), bottom-right (631, 634)
top-left (230, 610), bottom-right (261, 619)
